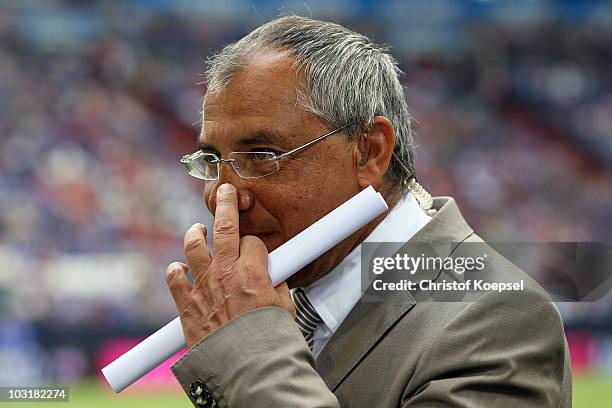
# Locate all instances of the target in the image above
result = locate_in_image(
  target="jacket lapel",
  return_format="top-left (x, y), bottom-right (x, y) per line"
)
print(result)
top-left (315, 197), bottom-right (474, 391)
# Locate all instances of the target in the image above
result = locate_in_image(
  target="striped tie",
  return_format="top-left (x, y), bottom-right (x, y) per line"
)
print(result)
top-left (293, 288), bottom-right (322, 350)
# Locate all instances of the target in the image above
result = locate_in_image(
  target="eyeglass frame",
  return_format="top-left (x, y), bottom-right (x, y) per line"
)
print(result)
top-left (180, 119), bottom-right (414, 181)
top-left (180, 121), bottom-right (359, 180)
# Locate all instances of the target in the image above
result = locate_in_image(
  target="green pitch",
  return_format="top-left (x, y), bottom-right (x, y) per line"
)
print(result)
top-left (573, 374), bottom-right (612, 408)
top-left (10, 375), bottom-right (612, 407)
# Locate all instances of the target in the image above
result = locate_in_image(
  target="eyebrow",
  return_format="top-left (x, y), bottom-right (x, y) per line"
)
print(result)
top-left (197, 130), bottom-right (290, 152)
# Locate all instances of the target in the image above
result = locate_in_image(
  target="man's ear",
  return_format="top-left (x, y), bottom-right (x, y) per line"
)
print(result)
top-left (356, 116), bottom-right (395, 190)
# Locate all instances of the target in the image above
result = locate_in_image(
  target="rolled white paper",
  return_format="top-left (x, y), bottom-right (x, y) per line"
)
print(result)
top-left (102, 186), bottom-right (388, 392)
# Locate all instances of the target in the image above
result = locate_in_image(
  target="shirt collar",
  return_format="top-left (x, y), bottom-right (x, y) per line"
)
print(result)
top-left (304, 191), bottom-right (431, 333)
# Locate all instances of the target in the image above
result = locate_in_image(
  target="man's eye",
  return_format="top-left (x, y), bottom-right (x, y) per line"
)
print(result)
top-left (201, 154), bottom-right (218, 164)
top-left (252, 151), bottom-right (275, 161)
top-left (249, 148), bottom-right (278, 158)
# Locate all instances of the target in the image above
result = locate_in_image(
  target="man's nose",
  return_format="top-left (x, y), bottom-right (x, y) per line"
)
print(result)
top-left (206, 163), bottom-right (255, 214)
top-left (208, 185), bottom-right (255, 213)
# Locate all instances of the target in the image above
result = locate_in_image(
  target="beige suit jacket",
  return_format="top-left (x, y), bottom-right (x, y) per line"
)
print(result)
top-left (172, 197), bottom-right (572, 407)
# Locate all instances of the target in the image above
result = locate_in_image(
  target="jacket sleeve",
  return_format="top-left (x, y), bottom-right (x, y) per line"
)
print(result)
top-left (402, 291), bottom-right (572, 408)
top-left (171, 306), bottom-right (340, 408)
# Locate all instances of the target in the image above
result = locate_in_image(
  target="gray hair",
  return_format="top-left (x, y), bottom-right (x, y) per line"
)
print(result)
top-left (205, 15), bottom-right (416, 191)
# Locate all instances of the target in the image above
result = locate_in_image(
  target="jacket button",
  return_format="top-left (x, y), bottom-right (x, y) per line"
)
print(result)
top-left (195, 393), bottom-right (216, 408)
top-left (189, 379), bottom-right (204, 397)
top-left (190, 380), bottom-right (216, 407)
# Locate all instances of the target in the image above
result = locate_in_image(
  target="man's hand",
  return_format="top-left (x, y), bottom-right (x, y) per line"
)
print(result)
top-left (165, 183), bottom-right (295, 348)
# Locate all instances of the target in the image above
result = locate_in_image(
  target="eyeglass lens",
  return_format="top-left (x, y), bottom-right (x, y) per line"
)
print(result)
top-left (185, 152), bottom-right (280, 180)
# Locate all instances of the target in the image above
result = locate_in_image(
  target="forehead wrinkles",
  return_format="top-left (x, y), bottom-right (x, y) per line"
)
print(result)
top-left (203, 51), bottom-right (304, 119)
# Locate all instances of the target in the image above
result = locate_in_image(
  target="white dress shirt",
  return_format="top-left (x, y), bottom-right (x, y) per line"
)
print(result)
top-left (303, 192), bottom-right (431, 357)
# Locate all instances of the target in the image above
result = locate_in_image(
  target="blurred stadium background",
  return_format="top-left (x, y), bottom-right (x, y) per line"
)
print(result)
top-left (0, 0), bottom-right (611, 406)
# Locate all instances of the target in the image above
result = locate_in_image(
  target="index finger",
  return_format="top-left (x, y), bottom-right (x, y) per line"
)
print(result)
top-left (213, 183), bottom-right (240, 261)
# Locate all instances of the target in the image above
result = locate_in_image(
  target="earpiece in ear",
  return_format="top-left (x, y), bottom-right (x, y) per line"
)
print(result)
top-left (358, 155), bottom-right (368, 166)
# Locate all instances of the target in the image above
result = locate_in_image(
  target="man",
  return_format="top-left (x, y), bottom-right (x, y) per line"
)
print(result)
top-left (165, 16), bottom-right (572, 407)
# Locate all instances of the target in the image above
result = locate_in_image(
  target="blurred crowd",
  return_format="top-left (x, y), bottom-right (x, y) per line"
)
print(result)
top-left (0, 0), bottom-right (611, 370)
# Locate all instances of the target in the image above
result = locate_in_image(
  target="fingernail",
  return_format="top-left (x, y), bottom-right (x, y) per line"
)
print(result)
top-left (218, 183), bottom-right (235, 195)
top-left (172, 262), bottom-right (187, 272)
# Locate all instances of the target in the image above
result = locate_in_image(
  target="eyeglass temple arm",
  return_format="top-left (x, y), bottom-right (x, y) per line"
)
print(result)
top-left (271, 122), bottom-right (414, 179)
top-left (275, 122), bottom-right (356, 161)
